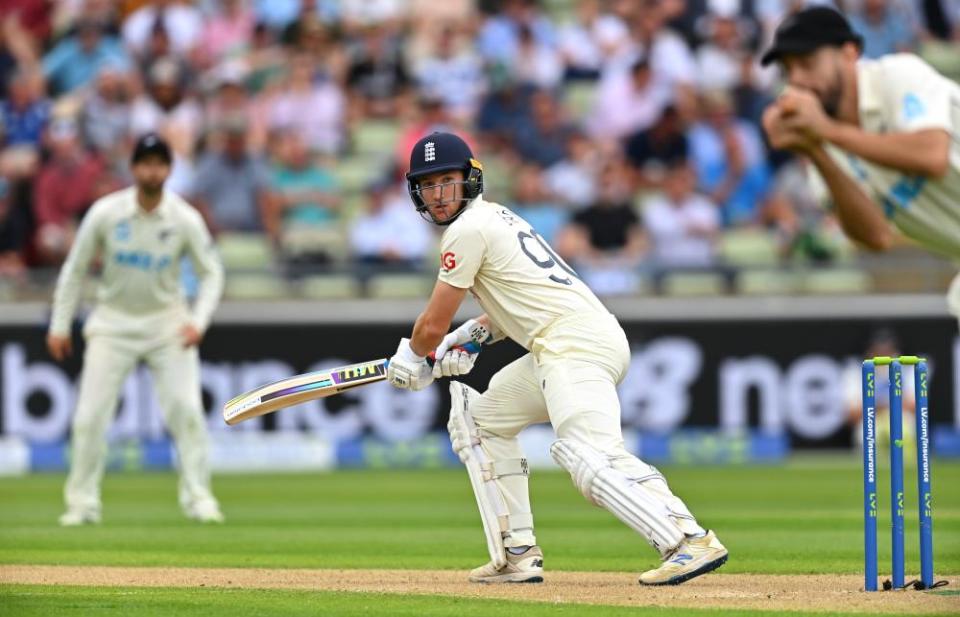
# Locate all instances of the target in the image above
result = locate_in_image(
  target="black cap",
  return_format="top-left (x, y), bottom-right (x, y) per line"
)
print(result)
top-left (131, 132), bottom-right (173, 165)
top-left (406, 132), bottom-right (474, 181)
top-left (760, 7), bottom-right (863, 66)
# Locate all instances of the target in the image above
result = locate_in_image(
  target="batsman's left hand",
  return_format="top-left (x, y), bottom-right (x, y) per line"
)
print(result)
top-left (387, 338), bottom-right (435, 391)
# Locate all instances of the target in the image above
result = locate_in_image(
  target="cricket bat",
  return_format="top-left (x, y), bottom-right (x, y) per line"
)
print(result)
top-left (223, 342), bottom-right (480, 425)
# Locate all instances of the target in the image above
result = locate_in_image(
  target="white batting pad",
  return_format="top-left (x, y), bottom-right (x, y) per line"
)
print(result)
top-left (551, 438), bottom-right (684, 556)
top-left (449, 382), bottom-right (533, 569)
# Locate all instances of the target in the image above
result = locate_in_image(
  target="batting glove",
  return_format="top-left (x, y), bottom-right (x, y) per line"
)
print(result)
top-left (432, 347), bottom-right (479, 379)
top-left (387, 338), bottom-right (435, 391)
top-left (431, 319), bottom-right (490, 378)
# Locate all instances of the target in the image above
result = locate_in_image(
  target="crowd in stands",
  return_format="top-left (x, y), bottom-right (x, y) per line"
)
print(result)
top-left (0, 0), bottom-right (957, 296)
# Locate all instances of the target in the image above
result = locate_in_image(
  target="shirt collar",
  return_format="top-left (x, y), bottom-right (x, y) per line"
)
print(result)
top-left (132, 188), bottom-right (171, 219)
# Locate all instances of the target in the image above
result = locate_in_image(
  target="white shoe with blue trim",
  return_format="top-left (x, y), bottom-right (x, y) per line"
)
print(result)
top-left (638, 530), bottom-right (728, 585)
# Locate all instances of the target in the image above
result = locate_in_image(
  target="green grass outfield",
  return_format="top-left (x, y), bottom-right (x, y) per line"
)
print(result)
top-left (1, 456), bottom-right (958, 616)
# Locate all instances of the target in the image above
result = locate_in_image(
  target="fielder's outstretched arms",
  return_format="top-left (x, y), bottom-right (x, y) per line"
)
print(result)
top-left (387, 131), bottom-right (727, 585)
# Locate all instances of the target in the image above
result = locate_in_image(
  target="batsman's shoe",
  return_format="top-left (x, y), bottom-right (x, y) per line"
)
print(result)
top-left (58, 508), bottom-right (101, 527)
top-left (469, 546), bottom-right (544, 583)
top-left (638, 530), bottom-right (728, 586)
top-left (184, 500), bottom-right (225, 523)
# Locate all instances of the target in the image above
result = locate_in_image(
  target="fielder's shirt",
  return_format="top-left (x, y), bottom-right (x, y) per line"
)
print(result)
top-left (50, 186), bottom-right (224, 337)
top-left (437, 196), bottom-right (610, 350)
top-left (810, 53), bottom-right (960, 260)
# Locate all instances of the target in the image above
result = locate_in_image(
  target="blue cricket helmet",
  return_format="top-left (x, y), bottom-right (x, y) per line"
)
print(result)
top-left (406, 132), bottom-right (483, 225)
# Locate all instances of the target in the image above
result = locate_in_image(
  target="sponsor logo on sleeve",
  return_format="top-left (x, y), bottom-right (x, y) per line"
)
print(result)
top-left (441, 251), bottom-right (457, 271)
top-left (902, 93), bottom-right (926, 121)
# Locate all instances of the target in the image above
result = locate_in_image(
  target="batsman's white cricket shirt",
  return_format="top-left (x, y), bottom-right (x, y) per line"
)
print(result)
top-left (811, 53), bottom-right (960, 260)
top-left (50, 186), bottom-right (224, 338)
top-left (438, 196), bottom-right (610, 350)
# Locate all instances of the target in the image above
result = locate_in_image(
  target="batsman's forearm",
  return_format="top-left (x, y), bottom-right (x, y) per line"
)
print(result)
top-left (808, 147), bottom-right (895, 251)
top-left (410, 312), bottom-right (447, 356)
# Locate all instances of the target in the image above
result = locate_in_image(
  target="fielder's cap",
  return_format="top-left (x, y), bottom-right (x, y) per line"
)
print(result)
top-left (406, 132), bottom-right (474, 181)
top-left (131, 132), bottom-right (173, 165)
top-left (760, 7), bottom-right (863, 66)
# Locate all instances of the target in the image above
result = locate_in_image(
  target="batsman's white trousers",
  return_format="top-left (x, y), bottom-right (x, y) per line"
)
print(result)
top-left (471, 312), bottom-right (702, 548)
top-left (64, 324), bottom-right (217, 514)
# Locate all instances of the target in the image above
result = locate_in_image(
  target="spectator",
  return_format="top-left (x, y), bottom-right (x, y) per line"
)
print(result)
top-left (252, 0), bottom-right (307, 32)
top-left (81, 64), bottom-right (133, 159)
top-left (556, 156), bottom-right (646, 295)
top-left (0, 174), bottom-right (28, 282)
top-left (339, 0), bottom-right (404, 33)
top-left (282, 4), bottom-right (347, 80)
top-left (191, 119), bottom-right (270, 234)
top-left (1, 15), bottom-right (41, 101)
top-left (42, 18), bottom-right (129, 95)
top-left (849, 0), bottom-right (917, 58)
top-left (510, 163), bottom-right (568, 245)
top-left (695, 8), bottom-right (775, 122)
top-left (557, 0), bottom-right (631, 80)
top-left (622, 0), bottom-right (697, 90)
top-left (843, 328), bottom-right (916, 454)
top-left (513, 90), bottom-right (572, 167)
top-left (511, 24), bottom-right (564, 90)
top-left (587, 58), bottom-right (672, 142)
top-left (244, 21), bottom-right (288, 94)
top-left (346, 24), bottom-right (410, 119)
top-left (32, 120), bottom-right (107, 265)
top-left (261, 51), bottom-right (347, 155)
top-left (122, 0), bottom-right (204, 62)
top-left (129, 57), bottom-right (203, 193)
top-left (642, 157), bottom-right (721, 269)
top-left (1, 69), bottom-right (50, 151)
top-left (762, 157), bottom-right (845, 263)
top-left (687, 89), bottom-right (771, 226)
top-left (913, 0), bottom-right (960, 40)
top-left (203, 61), bottom-right (262, 149)
top-left (544, 129), bottom-right (601, 209)
top-left (395, 94), bottom-right (476, 173)
top-left (477, 0), bottom-right (556, 64)
top-left (0, 0), bottom-right (53, 44)
top-left (475, 68), bottom-right (534, 152)
top-left (264, 130), bottom-right (341, 266)
top-left (411, 26), bottom-right (485, 122)
top-left (201, 0), bottom-right (256, 64)
top-left (349, 178), bottom-right (433, 268)
top-left (624, 105), bottom-right (689, 190)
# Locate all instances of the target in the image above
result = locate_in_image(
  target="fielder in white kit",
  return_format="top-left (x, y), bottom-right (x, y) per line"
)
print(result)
top-left (760, 7), bottom-right (960, 317)
top-left (386, 132), bottom-right (727, 585)
top-left (47, 133), bottom-right (225, 526)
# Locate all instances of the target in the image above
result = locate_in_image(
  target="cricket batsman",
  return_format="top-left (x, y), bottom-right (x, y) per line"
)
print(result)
top-left (385, 132), bottom-right (728, 585)
top-left (47, 133), bottom-right (225, 526)
top-left (760, 7), bottom-right (960, 319)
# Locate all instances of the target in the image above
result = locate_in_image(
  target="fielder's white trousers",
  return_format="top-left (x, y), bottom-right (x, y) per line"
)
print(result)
top-left (64, 329), bottom-right (217, 515)
top-left (471, 313), bottom-right (703, 547)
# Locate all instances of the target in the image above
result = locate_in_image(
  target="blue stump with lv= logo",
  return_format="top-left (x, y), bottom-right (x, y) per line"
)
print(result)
top-left (861, 355), bottom-right (939, 591)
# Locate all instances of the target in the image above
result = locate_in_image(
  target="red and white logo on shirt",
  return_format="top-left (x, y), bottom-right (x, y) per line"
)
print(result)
top-left (441, 251), bottom-right (457, 270)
